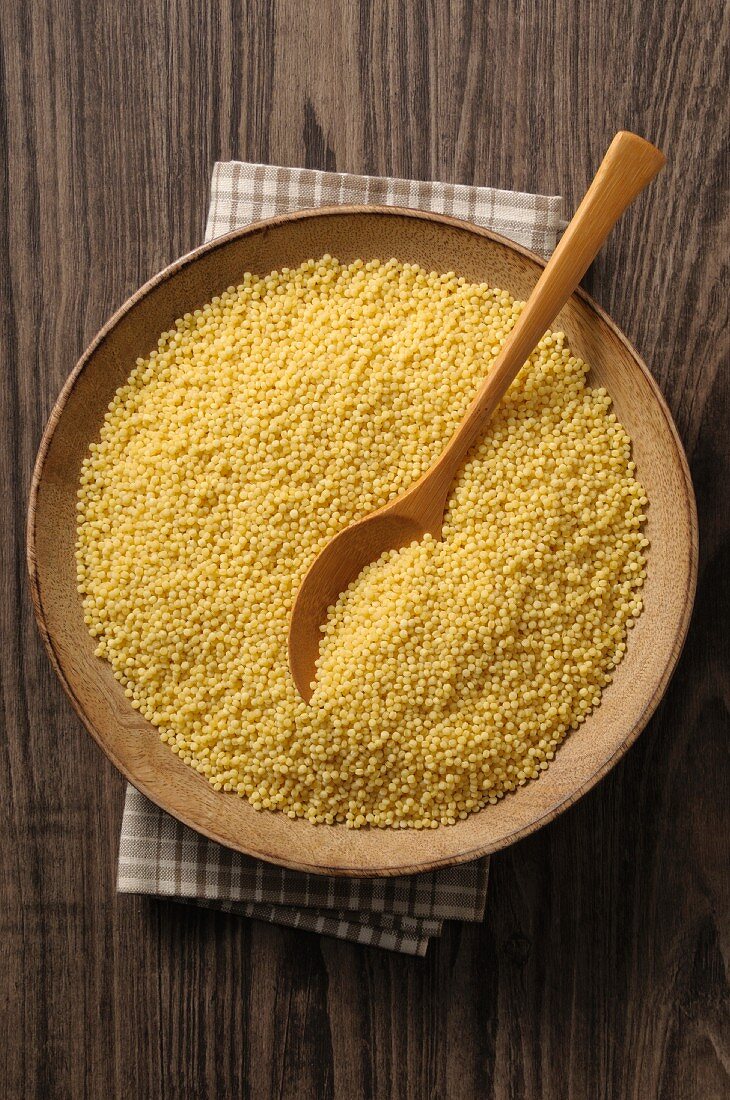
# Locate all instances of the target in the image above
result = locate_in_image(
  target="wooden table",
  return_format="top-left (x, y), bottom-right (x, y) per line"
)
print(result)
top-left (2, 2), bottom-right (727, 1097)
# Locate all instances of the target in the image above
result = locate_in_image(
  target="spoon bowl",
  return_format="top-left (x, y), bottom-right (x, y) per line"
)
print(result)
top-left (290, 495), bottom-right (436, 700)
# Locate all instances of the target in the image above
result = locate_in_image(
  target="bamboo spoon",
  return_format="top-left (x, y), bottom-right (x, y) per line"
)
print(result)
top-left (288, 131), bottom-right (665, 702)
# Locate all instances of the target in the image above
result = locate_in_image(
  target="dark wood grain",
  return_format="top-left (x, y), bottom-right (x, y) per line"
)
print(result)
top-left (1, 1), bottom-right (727, 1097)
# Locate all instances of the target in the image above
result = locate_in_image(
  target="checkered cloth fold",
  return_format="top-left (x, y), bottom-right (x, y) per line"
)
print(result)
top-left (118, 161), bottom-right (564, 955)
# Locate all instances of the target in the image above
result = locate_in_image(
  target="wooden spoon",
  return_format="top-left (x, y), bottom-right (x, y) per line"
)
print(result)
top-left (288, 131), bottom-right (665, 702)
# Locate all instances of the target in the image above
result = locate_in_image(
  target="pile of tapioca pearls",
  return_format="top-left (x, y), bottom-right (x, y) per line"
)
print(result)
top-left (76, 255), bottom-right (647, 828)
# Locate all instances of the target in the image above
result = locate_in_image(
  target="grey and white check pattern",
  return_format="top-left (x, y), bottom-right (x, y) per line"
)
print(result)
top-left (205, 162), bottom-right (564, 256)
top-left (118, 161), bottom-right (564, 955)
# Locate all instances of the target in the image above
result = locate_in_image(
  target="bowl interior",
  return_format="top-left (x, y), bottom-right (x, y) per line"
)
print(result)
top-left (28, 208), bottom-right (697, 875)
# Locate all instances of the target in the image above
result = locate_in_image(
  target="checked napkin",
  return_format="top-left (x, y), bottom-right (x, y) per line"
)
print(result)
top-left (118, 161), bottom-right (564, 955)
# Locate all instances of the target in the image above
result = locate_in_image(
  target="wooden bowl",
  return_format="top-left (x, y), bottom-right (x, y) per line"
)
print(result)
top-left (27, 207), bottom-right (698, 876)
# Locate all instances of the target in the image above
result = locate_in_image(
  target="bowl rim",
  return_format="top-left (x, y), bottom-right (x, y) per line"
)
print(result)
top-left (26, 204), bottom-right (699, 874)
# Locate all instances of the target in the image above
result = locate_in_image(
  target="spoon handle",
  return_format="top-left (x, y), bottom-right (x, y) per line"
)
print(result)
top-left (435, 131), bottom-right (665, 481)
